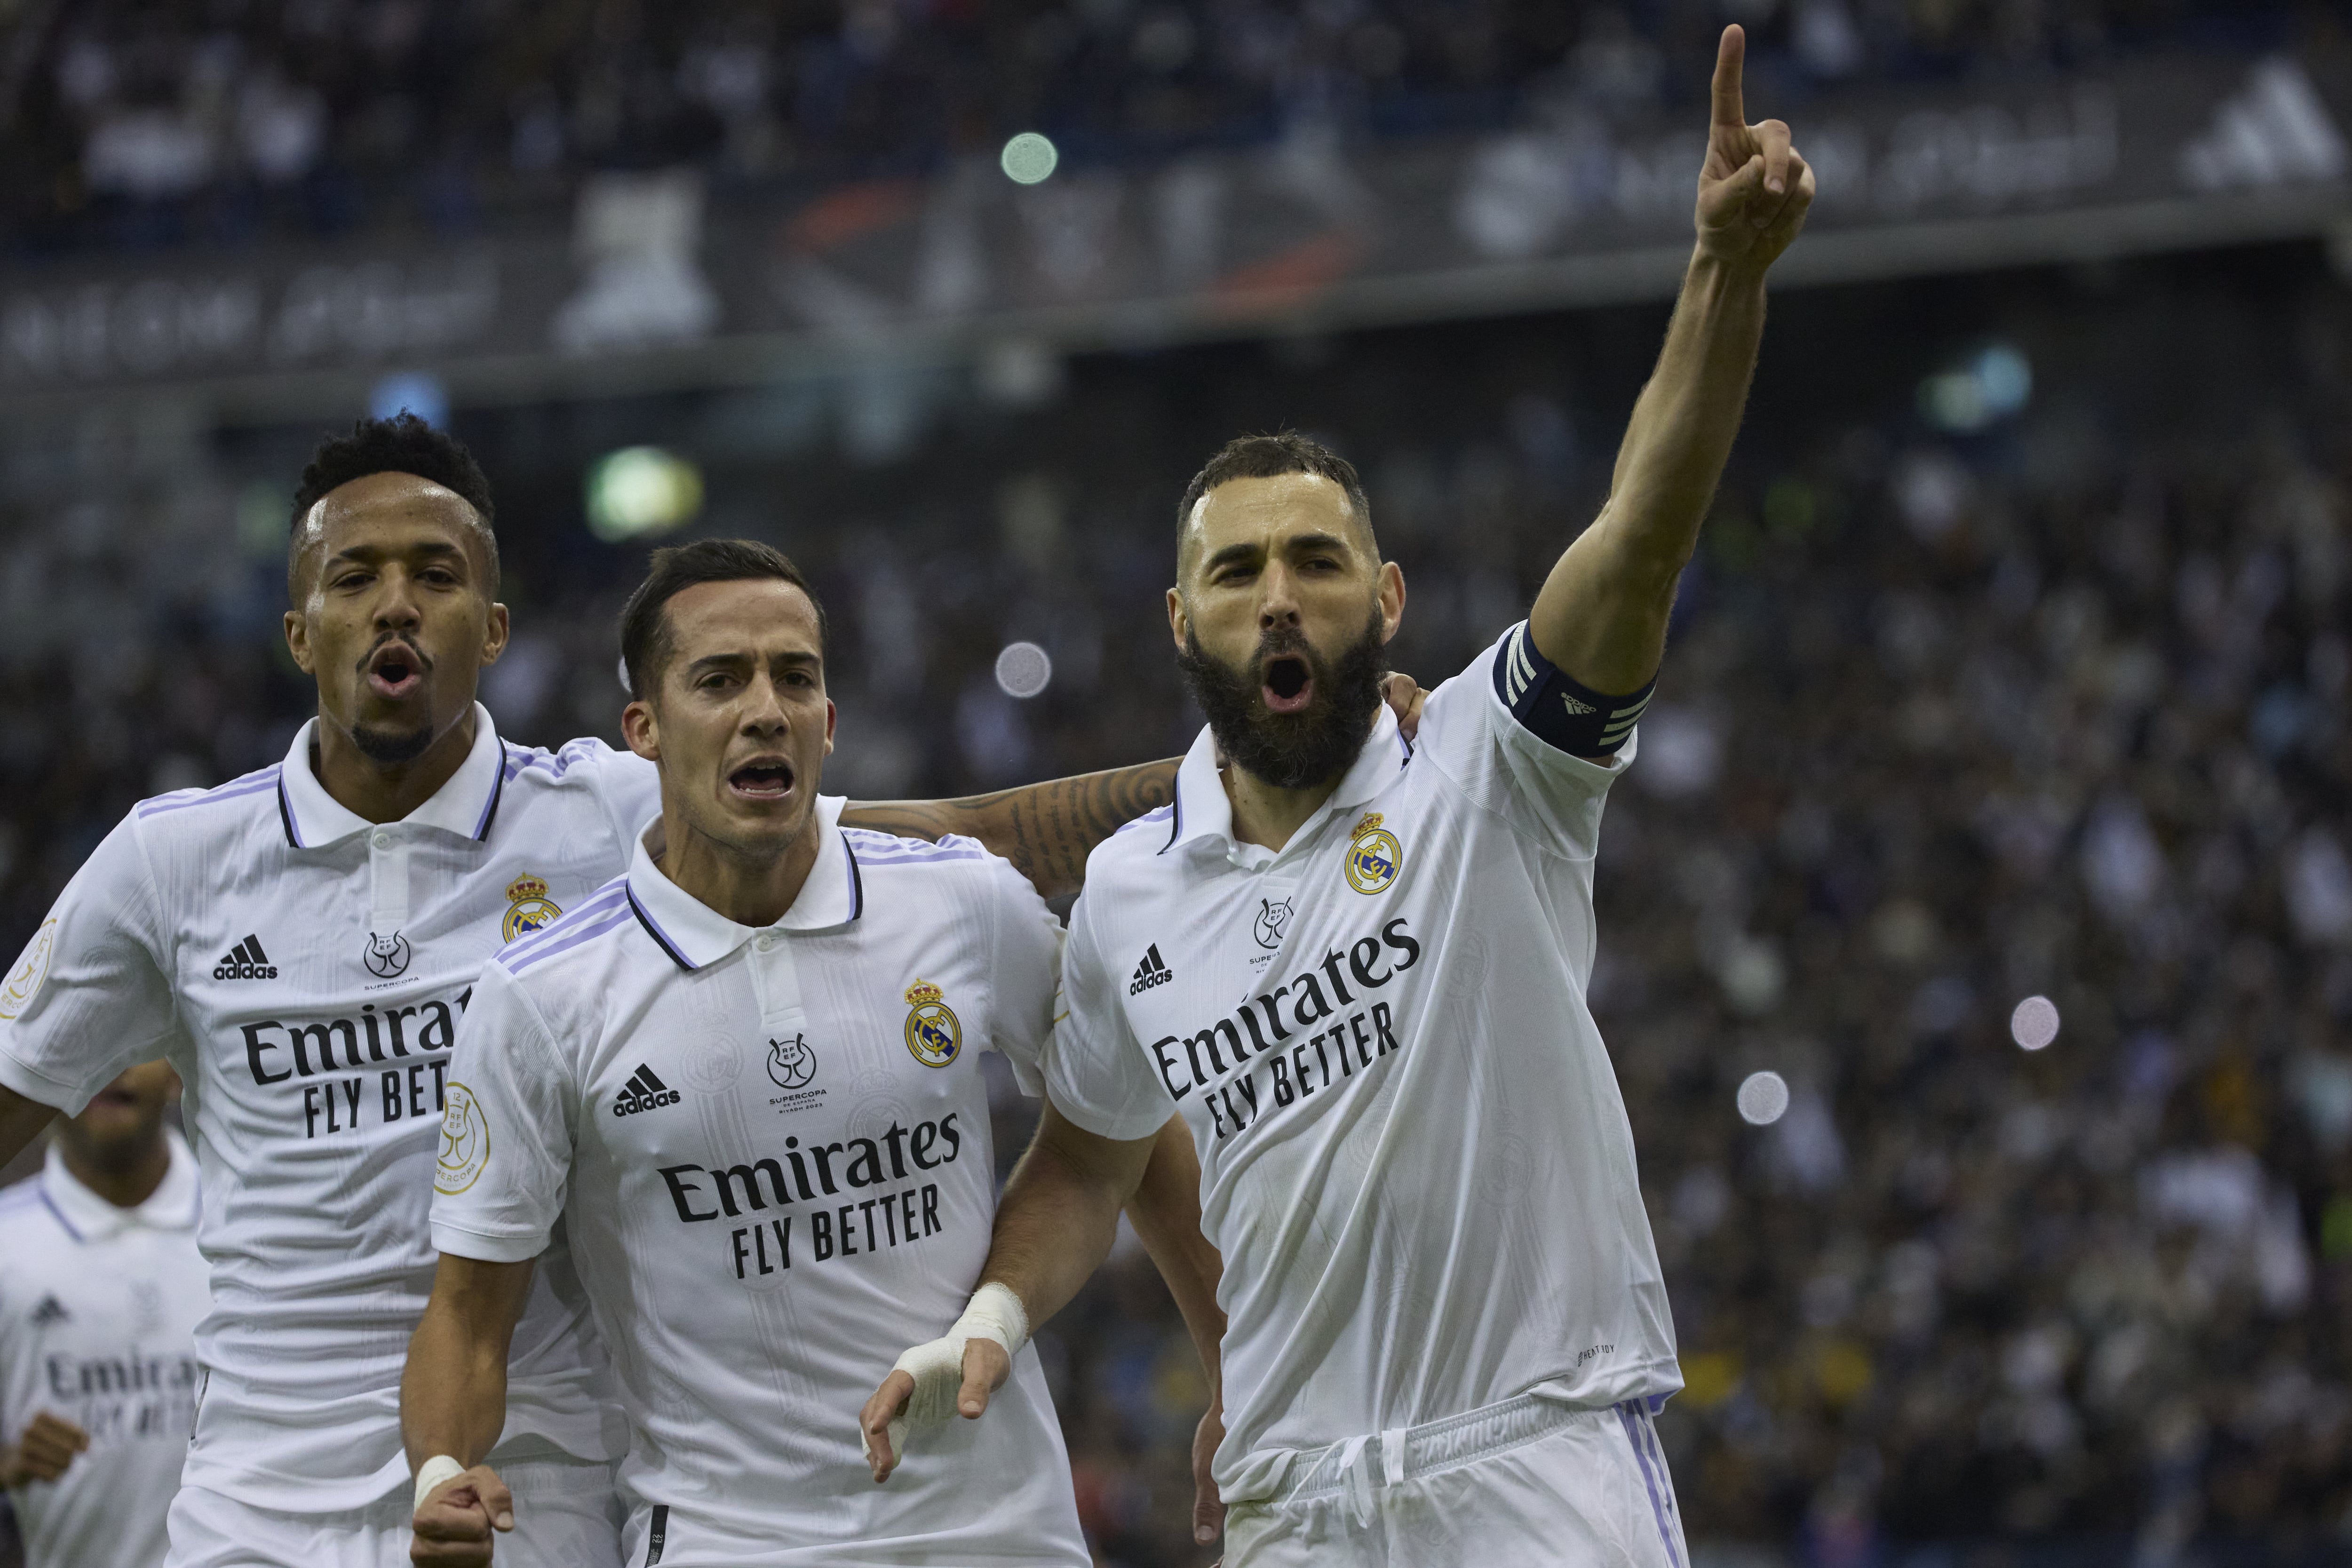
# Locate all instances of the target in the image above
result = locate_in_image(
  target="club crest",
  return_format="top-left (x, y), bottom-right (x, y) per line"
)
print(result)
top-left (1344, 812), bottom-right (1402, 895)
top-left (501, 876), bottom-right (564, 943)
top-left (903, 979), bottom-right (962, 1068)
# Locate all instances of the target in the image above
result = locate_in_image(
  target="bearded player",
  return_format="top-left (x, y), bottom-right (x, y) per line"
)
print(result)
top-left (864, 27), bottom-right (1811, 1563)
top-left (0, 414), bottom-right (1190, 1568)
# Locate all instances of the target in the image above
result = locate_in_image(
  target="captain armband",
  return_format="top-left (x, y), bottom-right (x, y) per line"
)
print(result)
top-left (1492, 621), bottom-right (1655, 758)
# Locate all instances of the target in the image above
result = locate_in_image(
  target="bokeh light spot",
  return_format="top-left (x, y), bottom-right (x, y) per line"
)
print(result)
top-left (995, 641), bottom-right (1053, 699)
top-left (1000, 132), bottom-right (1058, 185)
top-left (1737, 1070), bottom-right (1790, 1126)
top-left (2011, 995), bottom-right (2061, 1051)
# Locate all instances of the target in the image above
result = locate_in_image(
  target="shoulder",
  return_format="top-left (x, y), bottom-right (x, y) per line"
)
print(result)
top-left (129, 763), bottom-right (287, 839)
top-left (499, 737), bottom-right (650, 796)
top-left (493, 874), bottom-right (637, 987)
top-left (0, 1178), bottom-right (59, 1247)
top-left (1089, 802), bottom-right (1178, 876)
top-left (842, 826), bottom-right (1004, 890)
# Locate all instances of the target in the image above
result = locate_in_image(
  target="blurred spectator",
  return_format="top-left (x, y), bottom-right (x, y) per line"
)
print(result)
top-left (0, 0), bottom-right (2314, 255)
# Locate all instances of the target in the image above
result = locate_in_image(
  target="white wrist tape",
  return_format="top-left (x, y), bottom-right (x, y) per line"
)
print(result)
top-left (864, 1282), bottom-right (1029, 1466)
top-left (413, 1454), bottom-right (466, 1514)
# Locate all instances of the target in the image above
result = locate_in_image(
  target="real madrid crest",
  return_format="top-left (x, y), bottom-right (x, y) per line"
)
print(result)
top-left (903, 979), bottom-right (962, 1068)
top-left (502, 875), bottom-right (564, 943)
top-left (1344, 812), bottom-right (1402, 895)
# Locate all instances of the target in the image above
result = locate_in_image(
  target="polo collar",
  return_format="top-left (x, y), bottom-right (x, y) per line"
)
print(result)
top-left (41, 1127), bottom-right (200, 1243)
top-left (277, 703), bottom-right (507, 850)
top-left (625, 796), bottom-right (862, 972)
top-left (1163, 704), bottom-right (1411, 857)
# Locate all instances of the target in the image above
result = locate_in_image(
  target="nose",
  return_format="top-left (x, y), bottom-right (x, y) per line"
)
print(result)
top-left (373, 566), bottom-right (424, 632)
top-left (738, 671), bottom-right (790, 736)
top-left (1257, 560), bottom-right (1303, 633)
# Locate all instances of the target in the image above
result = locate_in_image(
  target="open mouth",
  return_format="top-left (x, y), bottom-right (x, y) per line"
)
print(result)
top-left (727, 759), bottom-right (795, 802)
top-left (1261, 654), bottom-right (1315, 715)
top-left (365, 642), bottom-right (426, 702)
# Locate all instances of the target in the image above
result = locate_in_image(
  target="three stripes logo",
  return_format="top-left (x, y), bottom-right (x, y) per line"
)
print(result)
top-left (612, 1064), bottom-right (680, 1118)
top-left (1128, 944), bottom-right (1175, 996)
top-left (29, 1294), bottom-right (69, 1327)
top-left (213, 935), bottom-right (278, 982)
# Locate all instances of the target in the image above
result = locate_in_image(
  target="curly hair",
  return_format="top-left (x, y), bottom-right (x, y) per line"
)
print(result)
top-left (285, 414), bottom-right (500, 600)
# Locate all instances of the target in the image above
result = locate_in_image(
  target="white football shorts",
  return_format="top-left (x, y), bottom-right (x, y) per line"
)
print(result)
top-left (163, 1456), bottom-right (624, 1568)
top-left (1222, 1394), bottom-right (1688, 1568)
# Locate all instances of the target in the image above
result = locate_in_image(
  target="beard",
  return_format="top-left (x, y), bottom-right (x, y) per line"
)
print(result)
top-left (352, 720), bottom-right (436, 765)
top-left (1176, 606), bottom-right (1388, 791)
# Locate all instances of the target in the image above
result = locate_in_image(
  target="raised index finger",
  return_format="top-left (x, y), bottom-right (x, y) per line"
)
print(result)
top-left (1712, 24), bottom-right (1747, 128)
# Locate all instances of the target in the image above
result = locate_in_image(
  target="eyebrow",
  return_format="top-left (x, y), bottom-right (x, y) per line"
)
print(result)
top-left (324, 540), bottom-right (469, 566)
top-left (1200, 531), bottom-right (1354, 574)
top-left (681, 647), bottom-right (823, 673)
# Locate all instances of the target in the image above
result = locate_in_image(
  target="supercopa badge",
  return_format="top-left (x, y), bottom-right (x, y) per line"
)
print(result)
top-left (1344, 812), bottom-right (1402, 894)
top-left (903, 979), bottom-right (962, 1068)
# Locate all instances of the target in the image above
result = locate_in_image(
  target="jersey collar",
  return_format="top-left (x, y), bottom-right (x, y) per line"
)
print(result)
top-left (275, 703), bottom-right (508, 849)
top-left (1164, 703), bottom-right (1410, 858)
top-left (624, 796), bottom-right (862, 972)
top-left (40, 1126), bottom-right (200, 1242)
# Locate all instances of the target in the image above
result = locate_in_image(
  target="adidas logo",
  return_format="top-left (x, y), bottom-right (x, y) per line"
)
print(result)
top-left (612, 1064), bottom-right (680, 1118)
top-left (2181, 57), bottom-right (2348, 191)
top-left (1561, 694), bottom-right (1596, 715)
top-left (29, 1294), bottom-right (69, 1326)
top-left (1128, 944), bottom-right (1174, 996)
top-left (213, 935), bottom-right (278, 982)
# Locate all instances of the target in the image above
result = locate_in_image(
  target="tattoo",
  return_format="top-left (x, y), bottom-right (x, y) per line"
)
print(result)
top-left (840, 760), bottom-right (1180, 900)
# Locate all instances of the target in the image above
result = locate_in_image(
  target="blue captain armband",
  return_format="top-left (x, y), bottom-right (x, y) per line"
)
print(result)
top-left (1492, 621), bottom-right (1655, 758)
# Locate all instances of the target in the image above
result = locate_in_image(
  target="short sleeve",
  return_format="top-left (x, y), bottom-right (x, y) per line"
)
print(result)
top-left (0, 813), bottom-right (179, 1115)
top-left (1042, 889), bottom-right (1175, 1144)
top-left (429, 962), bottom-right (575, 1265)
top-left (1409, 623), bottom-right (1640, 862)
top-left (982, 863), bottom-right (1064, 1097)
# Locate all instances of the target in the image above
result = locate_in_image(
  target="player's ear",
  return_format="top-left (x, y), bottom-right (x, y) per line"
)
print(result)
top-left (1377, 561), bottom-right (1406, 644)
top-left (1167, 587), bottom-right (1189, 654)
top-left (823, 698), bottom-right (836, 756)
top-left (480, 602), bottom-right (511, 666)
top-left (622, 696), bottom-right (660, 762)
top-left (283, 609), bottom-right (315, 674)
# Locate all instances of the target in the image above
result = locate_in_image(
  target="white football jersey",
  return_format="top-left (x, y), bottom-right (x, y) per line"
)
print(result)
top-left (1046, 623), bottom-right (1681, 1505)
top-left (0, 1130), bottom-right (208, 1568)
top-left (429, 801), bottom-right (1089, 1566)
top-left (0, 707), bottom-right (652, 1511)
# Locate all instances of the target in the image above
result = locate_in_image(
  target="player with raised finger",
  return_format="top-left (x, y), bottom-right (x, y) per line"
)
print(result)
top-left (861, 26), bottom-right (1813, 1566)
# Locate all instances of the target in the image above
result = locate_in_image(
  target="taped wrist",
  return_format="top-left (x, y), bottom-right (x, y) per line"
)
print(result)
top-left (413, 1454), bottom-right (466, 1514)
top-left (865, 1283), bottom-right (1030, 1465)
top-left (1493, 621), bottom-right (1654, 757)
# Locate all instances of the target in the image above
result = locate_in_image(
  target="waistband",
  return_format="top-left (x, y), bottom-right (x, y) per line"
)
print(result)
top-left (1267, 1392), bottom-right (1662, 1523)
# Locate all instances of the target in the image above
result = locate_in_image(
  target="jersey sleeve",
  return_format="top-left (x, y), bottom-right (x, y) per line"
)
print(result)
top-left (1042, 888), bottom-right (1173, 1144)
top-left (982, 862), bottom-right (1064, 1098)
top-left (578, 741), bottom-right (662, 850)
top-left (1409, 621), bottom-right (1641, 861)
top-left (0, 813), bottom-right (180, 1115)
top-left (429, 962), bottom-right (575, 1265)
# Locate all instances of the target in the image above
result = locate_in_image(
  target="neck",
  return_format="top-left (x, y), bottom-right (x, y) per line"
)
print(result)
top-left (657, 806), bottom-right (821, 928)
top-left (60, 1134), bottom-right (171, 1211)
top-left (312, 707), bottom-right (478, 824)
top-left (1222, 764), bottom-right (1346, 853)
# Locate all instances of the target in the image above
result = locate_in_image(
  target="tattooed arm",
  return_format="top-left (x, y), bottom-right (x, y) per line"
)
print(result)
top-left (839, 761), bottom-right (1178, 901)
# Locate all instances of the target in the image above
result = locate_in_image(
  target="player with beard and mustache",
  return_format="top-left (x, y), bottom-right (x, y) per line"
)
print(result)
top-left (865, 26), bottom-right (1811, 1565)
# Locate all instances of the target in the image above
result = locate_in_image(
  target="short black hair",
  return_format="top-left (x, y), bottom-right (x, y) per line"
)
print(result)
top-left (619, 538), bottom-right (828, 700)
top-left (286, 414), bottom-right (500, 599)
top-left (1174, 431), bottom-right (1375, 571)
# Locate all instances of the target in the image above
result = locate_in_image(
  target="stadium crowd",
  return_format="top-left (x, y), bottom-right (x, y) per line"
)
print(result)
top-left (0, 0), bottom-right (2316, 255)
top-left (3, 238), bottom-right (2351, 1561)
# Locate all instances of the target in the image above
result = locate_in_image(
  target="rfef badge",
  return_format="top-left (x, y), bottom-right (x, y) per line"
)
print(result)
top-left (502, 876), bottom-right (563, 943)
top-left (904, 979), bottom-right (962, 1068)
top-left (1344, 812), bottom-right (1402, 894)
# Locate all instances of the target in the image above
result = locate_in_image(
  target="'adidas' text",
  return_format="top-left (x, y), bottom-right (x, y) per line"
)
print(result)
top-left (214, 935), bottom-right (278, 982)
top-left (1129, 944), bottom-right (1175, 996)
top-left (613, 1064), bottom-right (680, 1117)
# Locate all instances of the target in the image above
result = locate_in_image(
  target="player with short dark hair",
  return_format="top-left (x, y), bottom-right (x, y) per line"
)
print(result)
top-left (864, 28), bottom-right (1813, 1564)
top-left (403, 539), bottom-right (1123, 1565)
top-left (0, 414), bottom-right (1194, 1568)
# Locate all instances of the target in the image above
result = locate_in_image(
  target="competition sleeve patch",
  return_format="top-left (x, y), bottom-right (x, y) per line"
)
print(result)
top-left (1492, 621), bottom-right (1655, 758)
